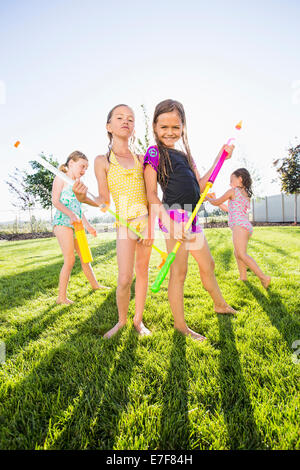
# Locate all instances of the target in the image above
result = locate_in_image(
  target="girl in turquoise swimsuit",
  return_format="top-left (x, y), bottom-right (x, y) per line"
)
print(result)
top-left (52, 151), bottom-right (105, 304)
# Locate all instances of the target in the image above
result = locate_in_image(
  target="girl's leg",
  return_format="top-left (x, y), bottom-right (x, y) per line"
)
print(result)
top-left (232, 230), bottom-right (248, 280)
top-left (189, 232), bottom-right (237, 314)
top-left (53, 226), bottom-right (76, 304)
top-left (133, 241), bottom-right (152, 335)
top-left (232, 226), bottom-right (271, 288)
top-left (104, 228), bottom-right (137, 338)
top-left (165, 236), bottom-right (206, 341)
top-left (74, 239), bottom-right (109, 290)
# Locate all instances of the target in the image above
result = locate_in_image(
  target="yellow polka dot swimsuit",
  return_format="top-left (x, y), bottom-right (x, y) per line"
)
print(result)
top-left (107, 150), bottom-right (148, 233)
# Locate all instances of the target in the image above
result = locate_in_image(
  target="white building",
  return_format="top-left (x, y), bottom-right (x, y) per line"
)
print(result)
top-left (251, 194), bottom-right (299, 223)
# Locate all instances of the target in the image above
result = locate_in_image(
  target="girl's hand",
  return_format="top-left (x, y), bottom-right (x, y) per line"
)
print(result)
top-left (217, 144), bottom-right (235, 161)
top-left (86, 225), bottom-right (97, 237)
top-left (142, 237), bottom-right (154, 247)
top-left (205, 197), bottom-right (218, 206)
top-left (185, 231), bottom-right (196, 243)
top-left (73, 179), bottom-right (88, 202)
top-left (100, 202), bottom-right (110, 213)
top-left (171, 221), bottom-right (187, 243)
top-left (69, 212), bottom-right (80, 224)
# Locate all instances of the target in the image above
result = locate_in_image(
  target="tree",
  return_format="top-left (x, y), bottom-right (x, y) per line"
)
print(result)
top-left (210, 207), bottom-right (223, 217)
top-left (5, 168), bottom-right (36, 232)
top-left (135, 104), bottom-right (151, 154)
top-left (25, 153), bottom-right (59, 222)
top-left (274, 144), bottom-right (300, 224)
top-left (235, 153), bottom-right (264, 197)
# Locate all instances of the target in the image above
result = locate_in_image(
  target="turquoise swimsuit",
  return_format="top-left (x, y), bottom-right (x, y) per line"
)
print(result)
top-left (52, 184), bottom-right (82, 230)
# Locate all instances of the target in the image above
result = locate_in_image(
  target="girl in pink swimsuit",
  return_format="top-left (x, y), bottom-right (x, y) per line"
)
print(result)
top-left (207, 168), bottom-right (271, 289)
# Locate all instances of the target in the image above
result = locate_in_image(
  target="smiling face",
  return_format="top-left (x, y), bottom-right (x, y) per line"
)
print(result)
top-left (153, 110), bottom-right (183, 148)
top-left (69, 158), bottom-right (88, 179)
top-left (106, 105), bottom-right (135, 140)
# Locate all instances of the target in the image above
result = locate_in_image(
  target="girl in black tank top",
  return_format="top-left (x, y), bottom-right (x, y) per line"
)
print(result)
top-left (161, 148), bottom-right (200, 212)
top-left (144, 99), bottom-right (237, 342)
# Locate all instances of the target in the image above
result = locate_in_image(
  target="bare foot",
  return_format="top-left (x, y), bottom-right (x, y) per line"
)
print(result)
top-left (93, 284), bottom-right (111, 290)
top-left (133, 321), bottom-right (152, 336)
top-left (103, 321), bottom-right (126, 339)
top-left (261, 276), bottom-right (271, 289)
top-left (56, 298), bottom-right (74, 305)
top-left (214, 304), bottom-right (237, 315)
top-left (238, 277), bottom-right (247, 282)
top-left (176, 327), bottom-right (207, 342)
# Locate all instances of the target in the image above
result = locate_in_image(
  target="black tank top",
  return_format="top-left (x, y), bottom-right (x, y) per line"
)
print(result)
top-left (161, 149), bottom-right (200, 212)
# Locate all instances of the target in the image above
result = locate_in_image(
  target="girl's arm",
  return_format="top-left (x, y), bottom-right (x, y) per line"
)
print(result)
top-left (206, 188), bottom-right (234, 206)
top-left (52, 176), bottom-right (79, 222)
top-left (82, 212), bottom-right (97, 236)
top-left (73, 155), bottom-right (110, 211)
top-left (94, 156), bottom-right (111, 211)
top-left (193, 144), bottom-right (235, 193)
top-left (219, 203), bottom-right (229, 212)
top-left (138, 155), bottom-right (155, 245)
top-left (144, 165), bottom-right (169, 225)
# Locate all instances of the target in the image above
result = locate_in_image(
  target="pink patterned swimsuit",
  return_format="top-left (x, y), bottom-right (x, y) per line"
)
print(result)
top-left (228, 187), bottom-right (253, 235)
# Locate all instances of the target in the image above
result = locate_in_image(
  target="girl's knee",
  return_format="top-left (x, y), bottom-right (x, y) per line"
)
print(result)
top-left (170, 267), bottom-right (188, 284)
top-left (118, 273), bottom-right (133, 290)
top-left (200, 257), bottom-right (215, 276)
top-left (135, 262), bottom-right (149, 278)
top-left (209, 257), bottom-right (215, 271)
top-left (235, 252), bottom-right (247, 264)
top-left (63, 255), bottom-right (75, 269)
top-left (235, 251), bottom-right (247, 262)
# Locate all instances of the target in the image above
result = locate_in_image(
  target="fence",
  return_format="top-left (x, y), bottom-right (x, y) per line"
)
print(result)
top-left (251, 194), bottom-right (299, 223)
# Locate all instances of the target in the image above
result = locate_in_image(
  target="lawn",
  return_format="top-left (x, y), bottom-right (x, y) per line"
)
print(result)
top-left (0, 227), bottom-right (299, 450)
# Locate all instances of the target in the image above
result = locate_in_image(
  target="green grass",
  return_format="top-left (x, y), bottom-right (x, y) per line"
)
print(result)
top-left (0, 227), bottom-right (299, 450)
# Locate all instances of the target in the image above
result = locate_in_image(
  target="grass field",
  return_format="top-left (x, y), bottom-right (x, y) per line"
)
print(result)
top-left (0, 227), bottom-right (299, 450)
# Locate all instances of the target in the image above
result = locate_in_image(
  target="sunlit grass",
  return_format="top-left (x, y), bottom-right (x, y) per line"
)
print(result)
top-left (0, 227), bottom-right (299, 450)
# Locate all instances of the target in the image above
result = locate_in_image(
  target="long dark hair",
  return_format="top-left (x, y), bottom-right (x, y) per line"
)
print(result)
top-left (153, 99), bottom-right (194, 188)
top-left (106, 104), bottom-right (135, 161)
top-left (232, 168), bottom-right (253, 198)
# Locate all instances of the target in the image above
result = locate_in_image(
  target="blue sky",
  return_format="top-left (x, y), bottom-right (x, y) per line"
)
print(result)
top-left (0, 0), bottom-right (299, 221)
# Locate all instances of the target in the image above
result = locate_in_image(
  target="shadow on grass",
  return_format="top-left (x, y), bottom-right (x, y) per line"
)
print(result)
top-left (0, 285), bottom-right (141, 450)
top-left (89, 240), bottom-right (116, 266)
top-left (0, 240), bottom-right (116, 311)
top-left (0, 238), bottom-right (55, 250)
top-left (215, 247), bottom-right (233, 271)
top-left (21, 255), bottom-right (62, 268)
top-left (218, 315), bottom-right (264, 449)
top-left (244, 282), bottom-right (300, 346)
top-left (252, 238), bottom-right (298, 260)
top-left (88, 326), bottom-right (139, 449)
top-left (206, 230), bottom-right (229, 255)
top-left (3, 290), bottom-right (106, 360)
top-left (159, 330), bottom-right (190, 449)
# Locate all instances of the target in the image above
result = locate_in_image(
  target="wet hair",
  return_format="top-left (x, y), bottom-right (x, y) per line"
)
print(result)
top-left (232, 168), bottom-right (253, 198)
top-left (106, 104), bottom-right (135, 161)
top-left (153, 99), bottom-right (194, 188)
top-left (59, 151), bottom-right (88, 173)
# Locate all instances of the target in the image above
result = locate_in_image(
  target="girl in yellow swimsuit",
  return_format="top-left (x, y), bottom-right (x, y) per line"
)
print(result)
top-left (73, 104), bottom-right (153, 338)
